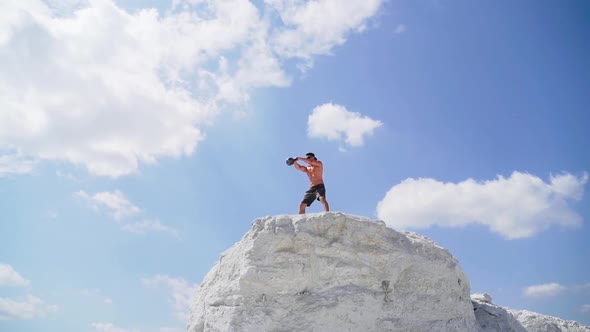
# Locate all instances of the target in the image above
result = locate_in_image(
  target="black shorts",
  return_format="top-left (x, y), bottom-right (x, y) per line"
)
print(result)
top-left (301, 183), bottom-right (326, 206)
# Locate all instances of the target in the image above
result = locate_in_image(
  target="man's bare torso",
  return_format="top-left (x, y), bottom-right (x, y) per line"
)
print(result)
top-left (306, 164), bottom-right (324, 186)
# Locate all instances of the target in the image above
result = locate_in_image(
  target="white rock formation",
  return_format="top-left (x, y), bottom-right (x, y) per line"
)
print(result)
top-left (472, 297), bottom-right (590, 332)
top-left (188, 212), bottom-right (480, 332)
top-left (472, 293), bottom-right (493, 304)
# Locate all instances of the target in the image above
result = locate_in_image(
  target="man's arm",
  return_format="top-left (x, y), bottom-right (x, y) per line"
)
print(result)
top-left (293, 158), bottom-right (308, 172)
top-left (297, 157), bottom-right (322, 167)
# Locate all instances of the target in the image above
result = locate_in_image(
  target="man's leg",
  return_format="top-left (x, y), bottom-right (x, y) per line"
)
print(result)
top-left (299, 203), bottom-right (307, 214)
top-left (319, 196), bottom-right (329, 212)
top-left (300, 188), bottom-right (316, 214)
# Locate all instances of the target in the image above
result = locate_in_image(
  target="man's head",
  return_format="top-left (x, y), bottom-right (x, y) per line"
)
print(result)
top-left (306, 152), bottom-right (316, 160)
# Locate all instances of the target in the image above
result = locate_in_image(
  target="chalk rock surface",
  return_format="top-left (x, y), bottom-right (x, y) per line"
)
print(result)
top-left (472, 297), bottom-right (590, 332)
top-left (471, 293), bottom-right (493, 303)
top-left (188, 212), bottom-right (480, 332)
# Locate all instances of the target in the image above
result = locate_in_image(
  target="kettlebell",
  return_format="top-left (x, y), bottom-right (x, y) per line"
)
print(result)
top-left (286, 157), bottom-right (296, 166)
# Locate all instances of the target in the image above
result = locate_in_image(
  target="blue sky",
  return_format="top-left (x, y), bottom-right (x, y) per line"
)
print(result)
top-left (1, 0), bottom-right (589, 331)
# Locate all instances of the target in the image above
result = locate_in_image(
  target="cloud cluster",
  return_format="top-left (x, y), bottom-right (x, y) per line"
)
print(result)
top-left (522, 282), bottom-right (590, 298)
top-left (308, 103), bottom-right (383, 150)
top-left (75, 190), bottom-right (179, 237)
top-left (75, 190), bottom-right (140, 221)
top-left (376, 172), bottom-right (588, 239)
top-left (0, 263), bottom-right (58, 320)
top-left (91, 322), bottom-right (139, 332)
top-left (90, 275), bottom-right (195, 332)
top-left (0, 150), bottom-right (37, 176)
top-left (267, 0), bottom-right (382, 58)
top-left (0, 295), bottom-right (59, 320)
top-left (77, 288), bottom-right (112, 305)
top-left (142, 275), bottom-right (199, 321)
top-left (523, 283), bottom-right (567, 298)
top-left (522, 282), bottom-right (590, 316)
top-left (0, 263), bottom-right (30, 287)
top-left (0, 0), bottom-right (383, 177)
top-left (394, 24), bottom-right (406, 34)
top-left (122, 220), bottom-right (179, 238)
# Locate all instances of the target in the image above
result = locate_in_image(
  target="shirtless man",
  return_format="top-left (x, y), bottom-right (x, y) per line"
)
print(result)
top-left (293, 152), bottom-right (330, 214)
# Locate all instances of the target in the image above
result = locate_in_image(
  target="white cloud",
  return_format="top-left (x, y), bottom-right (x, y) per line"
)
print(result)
top-left (121, 220), bottom-right (180, 238)
top-left (523, 283), bottom-right (567, 298)
top-left (267, 0), bottom-right (383, 58)
top-left (0, 0), bottom-right (212, 177)
top-left (46, 211), bottom-right (59, 219)
top-left (56, 169), bottom-right (81, 182)
top-left (91, 322), bottom-right (139, 332)
top-left (376, 172), bottom-right (588, 239)
top-left (76, 288), bottom-right (112, 305)
top-left (75, 189), bottom-right (180, 236)
top-left (580, 304), bottom-right (590, 313)
top-left (0, 263), bottom-right (30, 287)
top-left (142, 275), bottom-right (199, 321)
top-left (307, 103), bottom-right (383, 149)
top-left (75, 190), bottom-right (140, 221)
top-left (0, 264), bottom-right (58, 320)
top-left (573, 283), bottom-right (590, 292)
top-left (522, 282), bottom-right (590, 299)
top-left (159, 328), bottom-right (183, 332)
top-left (0, 0), bottom-right (383, 177)
top-left (394, 24), bottom-right (406, 34)
top-left (0, 149), bottom-right (37, 177)
top-left (0, 295), bottom-right (58, 320)
top-left (45, 0), bottom-right (89, 14)
top-left (550, 172), bottom-right (587, 200)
